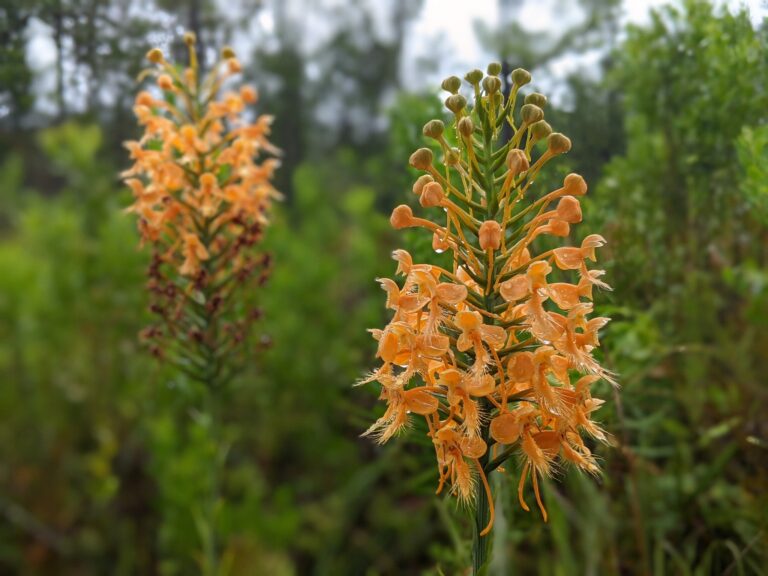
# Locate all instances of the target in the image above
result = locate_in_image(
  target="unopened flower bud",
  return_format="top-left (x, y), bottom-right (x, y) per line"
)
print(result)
top-left (146, 48), bottom-right (164, 64)
top-left (240, 86), bottom-right (257, 103)
top-left (465, 69), bottom-right (484, 85)
top-left (458, 117), bottom-right (474, 139)
top-left (420, 182), bottom-right (445, 207)
top-left (482, 76), bottom-right (501, 94)
top-left (136, 91), bottom-right (154, 107)
top-left (479, 220), bottom-right (502, 250)
top-left (548, 219), bottom-right (570, 237)
top-left (433, 231), bottom-right (451, 253)
top-left (531, 120), bottom-right (552, 141)
top-left (511, 68), bottom-right (531, 86)
top-left (412, 174), bottom-right (434, 195)
top-left (506, 149), bottom-right (530, 176)
top-left (445, 94), bottom-right (467, 114)
top-left (487, 62), bottom-right (502, 76)
top-left (423, 119), bottom-right (445, 139)
top-left (563, 173), bottom-right (587, 196)
top-left (200, 173), bottom-right (217, 188)
top-left (221, 46), bottom-right (236, 59)
top-left (157, 74), bottom-right (174, 90)
top-left (524, 92), bottom-right (547, 108)
top-left (521, 103), bottom-right (544, 125)
top-left (548, 133), bottom-right (572, 155)
top-left (200, 172), bottom-right (216, 188)
top-left (444, 147), bottom-right (461, 166)
top-left (409, 148), bottom-right (433, 170)
top-left (441, 76), bottom-right (462, 94)
top-left (556, 196), bottom-right (582, 223)
top-left (390, 205), bottom-right (415, 229)
top-left (228, 58), bottom-right (242, 73)
top-left (183, 32), bottom-right (197, 46)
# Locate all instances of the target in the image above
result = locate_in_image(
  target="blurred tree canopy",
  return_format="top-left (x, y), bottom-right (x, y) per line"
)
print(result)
top-left (0, 0), bottom-right (766, 574)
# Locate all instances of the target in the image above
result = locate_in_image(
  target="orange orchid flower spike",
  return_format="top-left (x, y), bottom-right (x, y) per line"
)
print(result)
top-left (124, 35), bottom-right (279, 386)
top-left (360, 62), bottom-right (616, 562)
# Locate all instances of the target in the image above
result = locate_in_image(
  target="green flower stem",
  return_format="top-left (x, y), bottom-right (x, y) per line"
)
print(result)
top-left (199, 215), bottom-right (223, 576)
top-left (472, 473), bottom-right (491, 575)
top-left (473, 398), bottom-right (493, 575)
top-left (202, 389), bottom-right (220, 576)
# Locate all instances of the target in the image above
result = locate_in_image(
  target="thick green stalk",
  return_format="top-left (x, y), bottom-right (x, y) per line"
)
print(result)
top-left (199, 216), bottom-right (222, 576)
top-left (202, 389), bottom-right (220, 576)
top-left (473, 91), bottom-right (505, 576)
top-left (473, 403), bottom-right (492, 575)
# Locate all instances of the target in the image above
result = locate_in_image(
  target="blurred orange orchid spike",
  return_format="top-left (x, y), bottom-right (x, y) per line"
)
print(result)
top-left (124, 36), bottom-right (279, 386)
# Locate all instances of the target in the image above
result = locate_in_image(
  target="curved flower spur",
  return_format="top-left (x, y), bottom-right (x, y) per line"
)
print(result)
top-left (359, 63), bottom-right (615, 549)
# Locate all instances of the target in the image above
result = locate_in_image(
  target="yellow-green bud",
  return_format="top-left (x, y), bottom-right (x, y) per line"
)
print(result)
top-left (487, 62), bottom-right (502, 76)
top-left (423, 119), bottom-right (445, 139)
top-left (441, 76), bottom-right (462, 94)
top-left (183, 31), bottom-right (197, 46)
top-left (548, 133), bottom-right (572, 155)
top-left (521, 103), bottom-right (544, 125)
top-left (458, 117), bottom-right (474, 139)
top-left (445, 94), bottom-right (467, 114)
top-left (531, 120), bottom-right (552, 141)
top-left (146, 48), bottom-right (164, 64)
top-left (511, 68), bottom-right (531, 86)
top-left (465, 69), bottom-right (484, 85)
top-left (409, 148), bottom-right (434, 170)
top-left (445, 147), bottom-right (461, 166)
top-left (221, 46), bottom-right (236, 59)
top-left (525, 92), bottom-right (547, 108)
top-left (482, 76), bottom-right (502, 94)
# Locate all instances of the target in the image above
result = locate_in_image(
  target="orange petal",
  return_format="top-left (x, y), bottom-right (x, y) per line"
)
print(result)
top-left (547, 283), bottom-right (581, 310)
top-left (417, 333), bottom-right (450, 357)
top-left (404, 389), bottom-right (439, 415)
top-left (454, 310), bottom-right (482, 331)
top-left (377, 331), bottom-right (400, 362)
top-left (460, 435), bottom-right (488, 458)
top-left (436, 282), bottom-right (468, 304)
top-left (466, 374), bottom-right (496, 397)
top-left (507, 352), bottom-right (534, 382)
top-left (490, 413), bottom-right (522, 444)
top-left (500, 275), bottom-right (528, 302)
top-left (552, 247), bottom-right (583, 270)
top-left (481, 325), bottom-right (508, 349)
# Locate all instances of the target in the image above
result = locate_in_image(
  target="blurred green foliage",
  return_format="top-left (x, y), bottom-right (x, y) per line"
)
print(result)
top-left (0, 0), bottom-right (766, 574)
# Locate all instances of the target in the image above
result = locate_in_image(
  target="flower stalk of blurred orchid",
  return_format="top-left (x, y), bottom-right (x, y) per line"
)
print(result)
top-left (360, 63), bottom-right (615, 574)
top-left (123, 33), bottom-right (279, 388)
top-left (122, 33), bottom-right (279, 572)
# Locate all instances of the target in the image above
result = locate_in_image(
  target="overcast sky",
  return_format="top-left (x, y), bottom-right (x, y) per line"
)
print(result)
top-left (21, 0), bottom-right (768, 117)
top-left (403, 0), bottom-right (767, 90)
